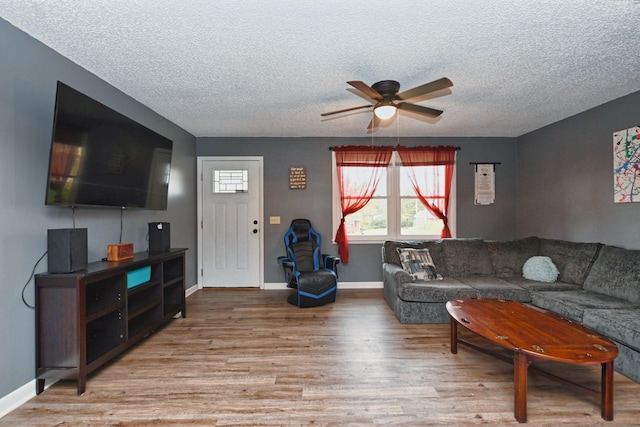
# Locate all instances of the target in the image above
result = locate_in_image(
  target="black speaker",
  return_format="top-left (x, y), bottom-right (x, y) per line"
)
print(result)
top-left (47, 228), bottom-right (88, 273)
top-left (149, 222), bottom-right (170, 252)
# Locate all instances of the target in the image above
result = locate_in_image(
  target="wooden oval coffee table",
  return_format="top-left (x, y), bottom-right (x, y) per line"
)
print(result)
top-left (446, 298), bottom-right (618, 423)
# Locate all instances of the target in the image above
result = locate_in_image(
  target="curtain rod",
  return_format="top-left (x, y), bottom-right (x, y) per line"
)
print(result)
top-left (329, 146), bottom-right (461, 151)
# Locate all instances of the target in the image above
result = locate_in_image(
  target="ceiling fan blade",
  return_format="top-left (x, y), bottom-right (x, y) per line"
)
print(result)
top-left (396, 77), bottom-right (453, 100)
top-left (321, 104), bottom-right (373, 117)
top-left (347, 81), bottom-right (383, 100)
top-left (397, 102), bottom-right (443, 118)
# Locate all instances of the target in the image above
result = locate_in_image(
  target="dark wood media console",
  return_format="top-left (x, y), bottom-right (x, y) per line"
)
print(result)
top-left (35, 248), bottom-right (187, 395)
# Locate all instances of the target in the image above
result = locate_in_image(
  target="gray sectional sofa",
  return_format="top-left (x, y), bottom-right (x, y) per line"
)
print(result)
top-left (382, 237), bottom-right (640, 383)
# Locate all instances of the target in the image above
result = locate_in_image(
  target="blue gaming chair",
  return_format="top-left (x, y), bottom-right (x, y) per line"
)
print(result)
top-left (277, 219), bottom-right (339, 307)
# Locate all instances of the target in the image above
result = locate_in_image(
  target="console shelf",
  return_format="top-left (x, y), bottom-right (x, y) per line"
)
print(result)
top-left (35, 248), bottom-right (187, 395)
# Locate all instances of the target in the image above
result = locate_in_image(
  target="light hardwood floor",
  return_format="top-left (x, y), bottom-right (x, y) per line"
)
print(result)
top-left (3, 289), bottom-right (640, 426)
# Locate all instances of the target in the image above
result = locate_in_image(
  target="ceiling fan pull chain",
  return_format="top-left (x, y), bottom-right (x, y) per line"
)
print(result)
top-left (396, 112), bottom-right (400, 146)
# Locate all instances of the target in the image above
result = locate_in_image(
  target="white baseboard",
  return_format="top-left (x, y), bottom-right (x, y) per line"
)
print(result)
top-left (338, 281), bottom-right (383, 289)
top-left (0, 380), bottom-right (44, 419)
top-left (263, 281), bottom-right (382, 290)
top-left (262, 282), bottom-right (287, 290)
top-left (185, 284), bottom-right (199, 297)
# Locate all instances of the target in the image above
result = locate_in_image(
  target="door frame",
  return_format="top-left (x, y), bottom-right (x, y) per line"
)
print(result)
top-left (196, 156), bottom-right (264, 289)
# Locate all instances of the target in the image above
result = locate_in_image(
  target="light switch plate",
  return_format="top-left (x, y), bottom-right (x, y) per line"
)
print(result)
top-left (269, 216), bottom-right (280, 225)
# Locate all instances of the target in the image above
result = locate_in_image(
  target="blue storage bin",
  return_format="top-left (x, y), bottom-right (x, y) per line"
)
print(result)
top-left (127, 266), bottom-right (151, 289)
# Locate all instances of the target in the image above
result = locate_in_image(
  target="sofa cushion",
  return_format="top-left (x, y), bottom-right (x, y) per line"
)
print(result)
top-left (454, 276), bottom-right (531, 302)
top-left (583, 245), bottom-right (640, 304)
top-left (396, 248), bottom-right (443, 281)
top-left (582, 309), bottom-right (640, 352)
top-left (397, 278), bottom-right (477, 303)
top-left (539, 239), bottom-right (601, 285)
top-left (441, 239), bottom-right (494, 276)
top-left (502, 276), bottom-right (582, 293)
top-left (522, 256), bottom-right (559, 282)
top-left (485, 236), bottom-right (540, 278)
top-left (531, 290), bottom-right (638, 323)
top-left (382, 240), bottom-right (448, 276)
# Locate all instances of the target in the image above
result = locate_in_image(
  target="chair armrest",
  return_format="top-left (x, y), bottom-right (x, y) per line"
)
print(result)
top-left (277, 256), bottom-right (296, 287)
top-left (277, 256), bottom-right (292, 267)
top-left (322, 254), bottom-right (341, 277)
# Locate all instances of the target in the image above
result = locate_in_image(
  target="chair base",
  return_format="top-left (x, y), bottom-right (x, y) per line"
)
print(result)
top-left (287, 290), bottom-right (337, 308)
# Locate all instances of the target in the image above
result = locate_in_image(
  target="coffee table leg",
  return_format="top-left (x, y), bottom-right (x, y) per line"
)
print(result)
top-left (514, 352), bottom-right (528, 423)
top-left (450, 317), bottom-right (458, 354)
top-left (601, 361), bottom-right (614, 421)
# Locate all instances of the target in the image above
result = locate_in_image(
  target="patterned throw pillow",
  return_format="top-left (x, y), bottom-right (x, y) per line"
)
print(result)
top-left (522, 256), bottom-right (559, 282)
top-left (396, 248), bottom-right (443, 281)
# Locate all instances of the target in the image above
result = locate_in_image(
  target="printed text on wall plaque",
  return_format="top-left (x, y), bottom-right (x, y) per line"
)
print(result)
top-left (289, 167), bottom-right (307, 189)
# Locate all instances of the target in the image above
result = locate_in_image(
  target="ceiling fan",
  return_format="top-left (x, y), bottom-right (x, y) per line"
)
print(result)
top-left (321, 77), bottom-right (453, 130)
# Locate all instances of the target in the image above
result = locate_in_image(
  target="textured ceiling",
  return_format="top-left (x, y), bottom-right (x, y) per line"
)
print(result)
top-left (1, 1), bottom-right (640, 138)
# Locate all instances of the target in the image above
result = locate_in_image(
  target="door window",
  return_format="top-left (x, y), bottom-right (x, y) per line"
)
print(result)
top-left (214, 169), bottom-right (248, 194)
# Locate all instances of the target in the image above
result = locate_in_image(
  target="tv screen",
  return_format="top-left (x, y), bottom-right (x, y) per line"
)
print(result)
top-left (45, 81), bottom-right (173, 210)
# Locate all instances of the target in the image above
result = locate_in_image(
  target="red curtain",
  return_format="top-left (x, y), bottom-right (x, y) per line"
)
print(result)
top-left (333, 145), bottom-right (394, 263)
top-left (396, 146), bottom-right (457, 238)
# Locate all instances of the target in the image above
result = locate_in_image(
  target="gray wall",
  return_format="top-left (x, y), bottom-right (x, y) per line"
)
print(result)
top-left (0, 19), bottom-right (197, 399)
top-left (197, 136), bottom-right (518, 283)
top-left (517, 90), bottom-right (640, 248)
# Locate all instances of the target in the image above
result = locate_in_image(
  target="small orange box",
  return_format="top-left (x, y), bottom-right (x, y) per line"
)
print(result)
top-left (107, 243), bottom-right (134, 261)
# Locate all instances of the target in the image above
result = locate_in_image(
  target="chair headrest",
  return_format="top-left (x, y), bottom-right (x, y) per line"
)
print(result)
top-left (290, 218), bottom-right (313, 242)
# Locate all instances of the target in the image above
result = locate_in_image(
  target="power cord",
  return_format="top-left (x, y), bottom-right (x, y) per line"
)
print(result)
top-left (22, 251), bottom-right (47, 309)
top-left (119, 208), bottom-right (124, 244)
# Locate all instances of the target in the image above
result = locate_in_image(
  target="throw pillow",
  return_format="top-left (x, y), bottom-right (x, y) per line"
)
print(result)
top-left (396, 248), bottom-right (443, 281)
top-left (522, 256), bottom-right (559, 282)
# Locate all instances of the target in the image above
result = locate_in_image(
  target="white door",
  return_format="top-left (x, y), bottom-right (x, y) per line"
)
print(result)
top-left (198, 157), bottom-right (263, 287)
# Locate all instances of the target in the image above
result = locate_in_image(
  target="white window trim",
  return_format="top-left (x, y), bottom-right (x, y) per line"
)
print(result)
top-left (331, 151), bottom-right (456, 243)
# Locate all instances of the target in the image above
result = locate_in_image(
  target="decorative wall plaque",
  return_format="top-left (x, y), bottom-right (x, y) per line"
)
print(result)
top-left (289, 166), bottom-right (307, 189)
top-left (471, 163), bottom-right (498, 205)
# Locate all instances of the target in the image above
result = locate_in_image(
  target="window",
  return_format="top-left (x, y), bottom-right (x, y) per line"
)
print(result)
top-left (213, 169), bottom-right (248, 194)
top-left (332, 151), bottom-right (456, 242)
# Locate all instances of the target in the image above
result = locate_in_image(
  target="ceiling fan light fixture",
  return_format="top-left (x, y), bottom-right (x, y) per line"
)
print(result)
top-left (374, 103), bottom-right (397, 120)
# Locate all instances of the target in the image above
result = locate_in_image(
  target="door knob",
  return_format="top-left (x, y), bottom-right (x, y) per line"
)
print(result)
top-left (253, 229), bottom-right (258, 234)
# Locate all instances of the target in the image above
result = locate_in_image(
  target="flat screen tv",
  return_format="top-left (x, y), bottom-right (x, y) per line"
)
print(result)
top-left (45, 81), bottom-right (173, 210)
